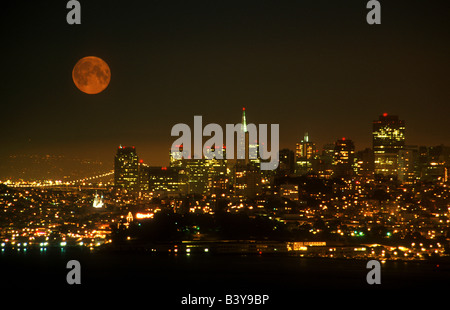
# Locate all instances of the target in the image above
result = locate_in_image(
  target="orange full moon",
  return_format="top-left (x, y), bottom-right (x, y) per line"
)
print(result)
top-left (72, 56), bottom-right (111, 94)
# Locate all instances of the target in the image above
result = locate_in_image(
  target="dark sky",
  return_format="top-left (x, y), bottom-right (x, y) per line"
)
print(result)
top-left (1, 0), bottom-right (449, 168)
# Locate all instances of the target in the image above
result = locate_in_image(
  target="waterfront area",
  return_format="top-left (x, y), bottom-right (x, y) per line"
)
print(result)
top-left (1, 176), bottom-right (449, 263)
top-left (1, 246), bottom-right (448, 293)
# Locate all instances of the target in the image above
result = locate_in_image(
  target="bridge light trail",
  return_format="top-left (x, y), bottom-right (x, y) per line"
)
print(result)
top-left (3, 170), bottom-right (114, 188)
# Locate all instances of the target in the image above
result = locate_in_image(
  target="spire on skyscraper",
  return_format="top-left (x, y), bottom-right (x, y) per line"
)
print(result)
top-left (241, 107), bottom-right (247, 133)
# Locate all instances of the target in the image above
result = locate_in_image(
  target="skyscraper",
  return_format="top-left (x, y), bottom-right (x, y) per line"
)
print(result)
top-left (232, 108), bottom-right (262, 198)
top-left (295, 132), bottom-right (317, 175)
top-left (239, 107), bottom-right (259, 166)
top-left (277, 148), bottom-right (295, 176)
top-left (146, 166), bottom-right (181, 194)
top-left (355, 148), bottom-right (375, 178)
top-left (333, 137), bottom-right (355, 178)
top-left (398, 146), bottom-right (418, 184)
top-left (317, 143), bottom-right (335, 179)
top-left (372, 113), bottom-right (405, 176)
top-left (184, 159), bottom-right (209, 195)
top-left (420, 145), bottom-right (450, 183)
top-left (241, 107), bottom-right (247, 133)
top-left (234, 164), bottom-right (261, 199)
top-left (114, 146), bottom-right (139, 192)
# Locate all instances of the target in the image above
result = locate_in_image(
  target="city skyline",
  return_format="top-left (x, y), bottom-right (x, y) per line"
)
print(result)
top-left (1, 1), bottom-right (450, 168)
top-left (0, 106), bottom-right (448, 170)
top-left (1, 1), bottom-right (450, 294)
top-left (0, 109), bottom-right (448, 182)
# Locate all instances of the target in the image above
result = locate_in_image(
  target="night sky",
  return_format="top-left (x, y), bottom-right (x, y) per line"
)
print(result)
top-left (1, 0), bottom-right (449, 169)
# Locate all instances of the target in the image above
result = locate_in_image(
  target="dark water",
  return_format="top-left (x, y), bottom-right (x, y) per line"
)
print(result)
top-left (1, 248), bottom-right (449, 303)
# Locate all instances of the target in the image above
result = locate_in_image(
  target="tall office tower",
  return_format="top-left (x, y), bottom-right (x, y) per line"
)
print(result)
top-left (170, 144), bottom-right (190, 168)
top-left (372, 113), bottom-right (405, 176)
top-left (236, 107), bottom-right (248, 164)
top-left (418, 146), bottom-right (429, 179)
top-left (114, 146), bottom-right (139, 192)
top-left (138, 160), bottom-right (150, 192)
top-left (312, 143), bottom-right (334, 179)
top-left (234, 164), bottom-right (261, 199)
top-left (398, 146), bottom-right (419, 184)
top-left (421, 145), bottom-right (450, 183)
top-left (241, 106), bottom-right (247, 133)
top-left (146, 166), bottom-right (181, 194)
top-left (333, 138), bottom-right (355, 178)
top-left (355, 148), bottom-right (375, 178)
top-left (184, 159), bottom-right (208, 195)
top-left (295, 132), bottom-right (318, 175)
top-left (238, 107), bottom-right (259, 167)
top-left (139, 164), bottom-right (180, 194)
top-left (204, 145), bottom-right (228, 195)
top-left (170, 144), bottom-right (229, 195)
top-left (277, 148), bottom-right (295, 176)
top-left (186, 158), bottom-right (229, 196)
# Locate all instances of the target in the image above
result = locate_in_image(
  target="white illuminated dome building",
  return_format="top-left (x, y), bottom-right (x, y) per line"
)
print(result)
top-left (92, 192), bottom-right (104, 209)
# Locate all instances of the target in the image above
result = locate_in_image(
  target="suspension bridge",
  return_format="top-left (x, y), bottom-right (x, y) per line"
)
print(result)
top-left (3, 170), bottom-right (114, 189)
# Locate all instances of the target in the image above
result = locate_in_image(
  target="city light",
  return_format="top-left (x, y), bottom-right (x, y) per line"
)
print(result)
top-left (0, 112), bottom-right (449, 265)
top-left (0, 0), bottom-right (449, 296)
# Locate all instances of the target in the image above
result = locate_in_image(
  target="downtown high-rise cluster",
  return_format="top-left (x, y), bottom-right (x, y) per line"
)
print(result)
top-left (2, 110), bottom-right (450, 258)
top-left (114, 111), bottom-right (450, 198)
